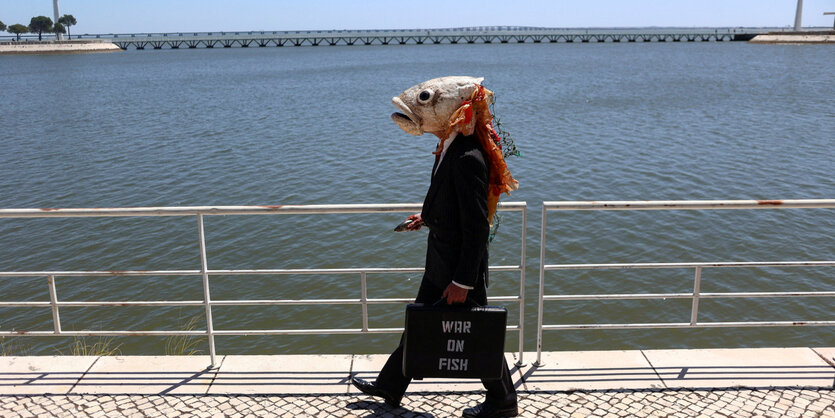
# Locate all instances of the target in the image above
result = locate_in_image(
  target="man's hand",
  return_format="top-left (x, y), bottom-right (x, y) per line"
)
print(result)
top-left (442, 283), bottom-right (468, 305)
top-left (405, 213), bottom-right (424, 231)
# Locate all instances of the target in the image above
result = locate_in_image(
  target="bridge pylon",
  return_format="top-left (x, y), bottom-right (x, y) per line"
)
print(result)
top-left (53, 0), bottom-right (64, 40)
top-left (794, 0), bottom-right (803, 31)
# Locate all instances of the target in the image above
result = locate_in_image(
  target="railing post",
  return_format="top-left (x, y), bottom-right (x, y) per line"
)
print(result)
top-left (690, 267), bottom-right (702, 326)
top-left (533, 204), bottom-right (547, 367)
top-left (515, 205), bottom-right (527, 367)
top-left (197, 214), bottom-right (217, 367)
top-left (47, 275), bottom-right (61, 334)
top-left (360, 272), bottom-right (369, 332)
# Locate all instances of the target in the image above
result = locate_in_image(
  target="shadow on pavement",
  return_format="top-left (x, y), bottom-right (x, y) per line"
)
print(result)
top-left (345, 399), bottom-right (435, 417)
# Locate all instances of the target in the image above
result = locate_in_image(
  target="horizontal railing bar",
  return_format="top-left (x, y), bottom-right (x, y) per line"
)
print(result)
top-left (0, 202), bottom-right (526, 218)
top-left (544, 261), bottom-right (835, 270)
top-left (215, 329), bottom-right (377, 336)
top-left (542, 291), bottom-right (835, 301)
top-left (0, 270), bottom-right (201, 277)
top-left (0, 330), bottom-right (207, 336)
top-left (0, 302), bottom-right (52, 307)
top-left (0, 301), bottom-right (202, 307)
top-left (484, 266), bottom-right (523, 272)
top-left (209, 265), bottom-right (522, 275)
top-left (0, 265), bottom-right (522, 278)
top-left (0, 329), bottom-right (385, 337)
top-left (700, 291), bottom-right (835, 298)
top-left (211, 268), bottom-right (422, 275)
top-left (0, 296), bottom-right (521, 308)
top-left (482, 296), bottom-right (521, 302)
top-left (62, 301), bottom-right (201, 307)
top-left (211, 299), bottom-right (359, 306)
top-left (365, 298), bottom-right (412, 304)
top-left (542, 321), bottom-right (835, 330)
top-left (0, 324), bottom-right (522, 337)
top-left (3, 300), bottom-right (363, 307)
top-left (211, 296), bottom-right (521, 306)
top-left (543, 199), bottom-right (835, 211)
top-left (365, 296), bottom-right (520, 304)
top-left (543, 293), bottom-right (692, 301)
top-left (0, 323), bottom-right (524, 337)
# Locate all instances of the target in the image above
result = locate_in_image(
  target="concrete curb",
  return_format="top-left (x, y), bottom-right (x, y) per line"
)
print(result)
top-left (1, 347), bottom-right (832, 396)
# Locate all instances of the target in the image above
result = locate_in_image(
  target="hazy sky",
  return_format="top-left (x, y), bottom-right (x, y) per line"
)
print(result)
top-left (2, 0), bottom-right (833, 34)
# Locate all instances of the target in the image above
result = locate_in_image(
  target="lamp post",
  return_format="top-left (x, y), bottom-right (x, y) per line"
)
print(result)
top-left (53, 0), bottom-right (63, 40)
top-left (825, 12), bottom-right (835, 30)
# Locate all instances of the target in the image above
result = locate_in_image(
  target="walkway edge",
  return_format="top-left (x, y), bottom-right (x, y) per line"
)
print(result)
top-left (1, 347), bottom-right (833, 396)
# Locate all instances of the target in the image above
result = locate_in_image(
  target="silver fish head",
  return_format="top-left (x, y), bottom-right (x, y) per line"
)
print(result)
top-left (391, 76), bottom-right (484, 136)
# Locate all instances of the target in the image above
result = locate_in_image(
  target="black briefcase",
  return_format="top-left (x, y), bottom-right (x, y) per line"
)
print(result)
top-left (402, 302), bottom-right (507, 379)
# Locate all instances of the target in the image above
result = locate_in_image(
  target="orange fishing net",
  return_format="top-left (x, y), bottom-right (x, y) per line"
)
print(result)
top-left (439, 85), bottom-right (519, 224)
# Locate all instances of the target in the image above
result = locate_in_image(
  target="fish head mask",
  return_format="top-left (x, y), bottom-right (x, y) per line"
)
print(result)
top-left (391, 76), bottom-right (485, 137)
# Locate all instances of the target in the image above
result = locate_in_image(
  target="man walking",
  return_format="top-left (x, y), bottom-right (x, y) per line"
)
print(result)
top-left (351, 77), bottom-right (519, 417)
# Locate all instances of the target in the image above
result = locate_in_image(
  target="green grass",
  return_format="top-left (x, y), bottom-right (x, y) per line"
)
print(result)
top-left (1, 313), bottom-right (207, 356)
top-left (164, 315), bottom-right (206, 356)
top-left (0, 334), bottom-right (32, 357)
top-left (59, 336), bottom-right (123, 356)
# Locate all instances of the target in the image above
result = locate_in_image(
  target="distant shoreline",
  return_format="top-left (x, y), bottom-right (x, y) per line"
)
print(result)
top-left (750, 30), bottom-right (835, 44)
top-left (0, 40), bottom-right (122, 55)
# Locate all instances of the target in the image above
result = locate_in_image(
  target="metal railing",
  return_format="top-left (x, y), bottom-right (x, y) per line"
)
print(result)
top-left (0, 202), bottom-right (528, 367)
top-left (3, 199), bottom-right (832, 369)
top-left (534, 199), bottom-right (835, 366)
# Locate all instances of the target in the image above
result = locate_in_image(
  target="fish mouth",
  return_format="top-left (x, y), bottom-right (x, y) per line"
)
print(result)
top-left (391, 96), bottom-right (423, 136)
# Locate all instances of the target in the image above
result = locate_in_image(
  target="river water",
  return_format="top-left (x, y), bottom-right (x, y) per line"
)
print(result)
top-left (0, 41), bottom-right (832, 356)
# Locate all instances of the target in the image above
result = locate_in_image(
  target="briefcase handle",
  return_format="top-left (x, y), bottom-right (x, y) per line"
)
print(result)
top-left (433, 296), bottom-right (482, 308)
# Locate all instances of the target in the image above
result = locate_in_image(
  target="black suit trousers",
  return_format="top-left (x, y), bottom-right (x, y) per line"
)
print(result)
top-left (374, 278), bottom-right (517, 406)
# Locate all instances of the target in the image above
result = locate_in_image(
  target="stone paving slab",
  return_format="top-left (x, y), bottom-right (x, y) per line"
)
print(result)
top-left (814, 347), bottom-right (835, 366)
top-left (0, 356), bottom-right (98, 395)
top-left (520, 350), bottom-right (665, 391)
top-left (642, 347), bottom-right (835, 389)
top-left (71, 355), bottom-right (220, 395)
top-left (350, 353), bottom-right (524, 394)
top-left (1, 388), bottom-right (833, 417)
top-left (209, 354), bottom-right (353, 395)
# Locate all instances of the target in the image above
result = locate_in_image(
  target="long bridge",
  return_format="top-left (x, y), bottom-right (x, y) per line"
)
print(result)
top-left (2, 27), bottom-right (768, 50)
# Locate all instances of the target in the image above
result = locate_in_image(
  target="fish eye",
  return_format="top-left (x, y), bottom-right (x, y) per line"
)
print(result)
top-left (418, 90), bottom-right (432, 102)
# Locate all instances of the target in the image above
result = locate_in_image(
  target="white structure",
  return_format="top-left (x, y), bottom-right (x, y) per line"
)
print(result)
top-left (794, 0), bottom-right (803, 31)
top-left (53, 0), bottom-right (63, 40)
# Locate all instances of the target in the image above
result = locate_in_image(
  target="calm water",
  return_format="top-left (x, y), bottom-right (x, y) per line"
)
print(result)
top-left (0, 42), bottom-right (832, 356)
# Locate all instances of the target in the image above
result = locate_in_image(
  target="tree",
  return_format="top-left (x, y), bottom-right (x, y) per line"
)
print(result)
top-left (29, 16), bottom-right (53, 41)
top-left (8, 24), bottom-right (28, 41)
top-left (52, 22), bottom-right (66, 40)
top-left (0, 21), bottom-right (7, 33)
top-left (58, 14), bottom-right (76, 39)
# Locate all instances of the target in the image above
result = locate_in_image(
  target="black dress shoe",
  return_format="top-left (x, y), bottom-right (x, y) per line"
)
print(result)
top-left (462, 401), bottom-right (519, 418)
top-left (350, 377), bottom-right (401, 408)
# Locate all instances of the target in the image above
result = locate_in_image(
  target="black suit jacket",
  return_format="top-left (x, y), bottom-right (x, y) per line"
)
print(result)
top-left (420, 133), bottom-right (490, 290)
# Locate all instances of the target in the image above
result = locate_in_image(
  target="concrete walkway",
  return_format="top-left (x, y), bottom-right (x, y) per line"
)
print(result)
top-left (2, 348), bottom-right (833, 417)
